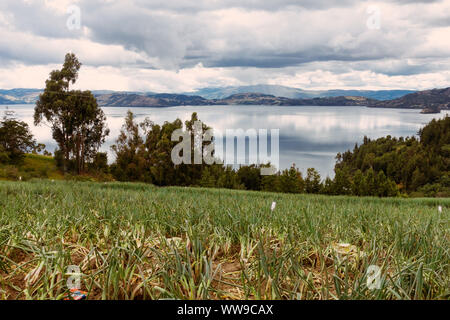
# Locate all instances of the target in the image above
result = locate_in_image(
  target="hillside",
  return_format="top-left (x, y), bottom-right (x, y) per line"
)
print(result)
top-left (0, 154), bottom-right (63, 181)
top-left (369, 87), bottom-right (450, 113)
top-left (0, 89), bottom-right (42, 104)
top-left (187, 85), bottom-right (414, 100)
top-left (214, 93), bottom-right (378, 106)
top-left (2, 87), bottom-right (447, 113)
top-left (0, 86), bottom-right (415, 104)
top-left (0, 89), bottom-right (149, 105)
top-left (0, 154), bottom-right (110, 182)
top-left (95, 92), bottom-right (377, 107)
top-left (96, 93), bottom-right (210, 107)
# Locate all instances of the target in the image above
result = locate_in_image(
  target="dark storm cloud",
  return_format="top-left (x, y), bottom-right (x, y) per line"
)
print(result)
top-left (70, 0), bottom-right (446, 71)
top-left (0, 0), bottom-right (449, 85)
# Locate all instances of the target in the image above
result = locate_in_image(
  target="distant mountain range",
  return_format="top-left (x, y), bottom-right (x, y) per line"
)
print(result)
top-left (0, 85), bottom-right (414, 104)
top-left (0, 86), bottom-right (448, 113)
top-left (96, 93), bottom-right (209, 107)
top-left (183, 85), bottom-right (415, 100)
top-left (0, 88), bottom-right (42, 104)
top-left (94, 88), bottom-right (450, 112)
top-left (95, 92), bottom-right (377, 108)
top-left (0, 89), bottom-right (144, 105)
top-left (369, 87), bottom-right (450, 113)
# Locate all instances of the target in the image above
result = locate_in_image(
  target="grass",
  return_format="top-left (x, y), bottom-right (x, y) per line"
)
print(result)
top-left (0, 154), bottom-right (63, 181)
top-left (0, 180), bottom-right (448, 300)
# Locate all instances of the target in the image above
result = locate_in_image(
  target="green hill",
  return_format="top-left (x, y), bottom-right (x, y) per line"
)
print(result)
top-left (0, 154), bottom-right (63, 181)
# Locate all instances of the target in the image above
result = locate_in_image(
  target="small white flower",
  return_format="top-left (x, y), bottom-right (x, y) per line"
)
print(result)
top-left (438, 205), bottom-right (442, 213)
top-left (18, 176), bottom-right (22, 181)
top-left (271, 201), bottom-right (276, 212)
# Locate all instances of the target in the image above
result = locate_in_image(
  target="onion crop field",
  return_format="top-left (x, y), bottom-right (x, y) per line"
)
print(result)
top-left (0, 180), bottom-right (448, 300)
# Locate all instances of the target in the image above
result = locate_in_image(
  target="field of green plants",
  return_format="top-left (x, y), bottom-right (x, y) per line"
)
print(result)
top-left (0, 180), bottom-right (448, 300)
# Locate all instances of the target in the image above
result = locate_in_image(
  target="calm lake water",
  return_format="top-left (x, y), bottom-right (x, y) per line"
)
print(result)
top-left (2, 104), bottom-right (448, 178)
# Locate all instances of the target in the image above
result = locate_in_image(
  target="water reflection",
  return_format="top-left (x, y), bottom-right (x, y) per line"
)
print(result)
top-left (1, 104), bottom-right (447, 178)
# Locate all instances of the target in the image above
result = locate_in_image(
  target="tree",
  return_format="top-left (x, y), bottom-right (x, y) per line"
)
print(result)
top-left (217, 166), bottom-right (243, 189)
top-left (305, 168), bottom-right (322, 194)
top-left (90, 152), bottom-right (109, 173)
top-left (68, 90), bottom-right (109, 173)
top-left (261, 174), bottom-right (281, 192)
top-left (199, 167), bottom-right (215, 187)
top-left (34, 53), bottom-right (109, 173)
top-left (279, 164), bottom-right (304, 193)
top-left (143, 117), bottom-right (183, 185)
top-left (110, 111), bottom-right (147, 182)
top-left (111, 111), bottom-right (219, 186)
top-left (351, 169), bottom-right (364, 196)
top-left (332, 168), bottom-right (352, 195)
top-left (321, 177), bottom-right (335, 195)
top-left (237, 165), bottom-right (262, 190)
top-left (0, 109), bottom-right (44, 163)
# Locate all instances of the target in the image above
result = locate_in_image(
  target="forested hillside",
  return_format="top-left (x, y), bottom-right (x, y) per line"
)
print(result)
top-left (334, 116), bottom-right (450, 197)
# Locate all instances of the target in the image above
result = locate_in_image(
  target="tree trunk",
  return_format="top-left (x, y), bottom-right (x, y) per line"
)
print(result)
top-left (81, 132), bottom-right (85, 173)
top-left (62, 126), bottom-right (68, 173)
top-left (76, 132), bottom-right (81, 174)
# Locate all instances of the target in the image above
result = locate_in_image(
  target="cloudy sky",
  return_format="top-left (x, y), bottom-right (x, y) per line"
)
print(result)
top-left (0, 0), bottom-right (449, 92)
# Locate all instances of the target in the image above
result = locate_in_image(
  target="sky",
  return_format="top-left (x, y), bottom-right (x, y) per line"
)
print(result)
top-left (0, 0), bottom-right (449, 92)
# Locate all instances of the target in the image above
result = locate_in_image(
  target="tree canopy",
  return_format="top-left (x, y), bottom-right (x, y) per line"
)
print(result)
top-left (0, 109), bottom-right (44, 163)
top-left (34, 53), bottom-right (109, 173)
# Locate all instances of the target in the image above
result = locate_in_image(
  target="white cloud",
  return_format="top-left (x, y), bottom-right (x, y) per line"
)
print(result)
top-left (0, 0), bottom-right (449, 91)
top-left (2, 62), bottom-right (449, 91)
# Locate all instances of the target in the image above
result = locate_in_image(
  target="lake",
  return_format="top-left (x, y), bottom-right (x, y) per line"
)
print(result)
top-left (2, 104), bottom-right (448, 178)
